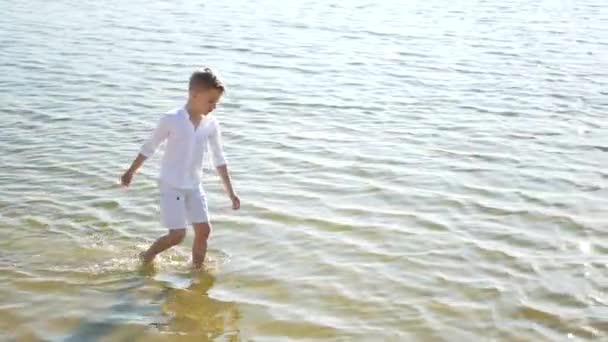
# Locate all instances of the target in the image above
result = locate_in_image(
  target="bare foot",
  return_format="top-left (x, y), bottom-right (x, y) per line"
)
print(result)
top-left (139, 251), bottom-right (150, 264)
top-left (136, 252), bottom-right (156, 276)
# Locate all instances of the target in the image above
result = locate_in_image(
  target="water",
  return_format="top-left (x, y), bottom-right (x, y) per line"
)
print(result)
top-left (1, 0), bottom-right (607, 340)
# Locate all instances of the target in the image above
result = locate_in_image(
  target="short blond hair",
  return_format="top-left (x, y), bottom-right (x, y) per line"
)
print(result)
top-left (189, 67), bottom-right (225, 92)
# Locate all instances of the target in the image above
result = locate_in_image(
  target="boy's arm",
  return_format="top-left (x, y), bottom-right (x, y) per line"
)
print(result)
top-left (121, 116), bottom-right (169, 187)
top-left (216, 164), bottom-right (237, 196)
top-left (209, 120), bottom-right (240, 210)
top-left (121, 153), bottom-right (147, 186)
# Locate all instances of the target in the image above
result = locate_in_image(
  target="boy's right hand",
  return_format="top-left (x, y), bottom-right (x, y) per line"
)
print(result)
top-left (121, 170), bottom-right (134, 187)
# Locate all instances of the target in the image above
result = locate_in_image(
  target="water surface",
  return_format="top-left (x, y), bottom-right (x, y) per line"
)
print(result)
top-left (1, 0), bottom-right (607, 340)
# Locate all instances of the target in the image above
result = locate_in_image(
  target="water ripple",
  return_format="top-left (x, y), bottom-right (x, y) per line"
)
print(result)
top-left (1, 0), bottom-right (607, 340)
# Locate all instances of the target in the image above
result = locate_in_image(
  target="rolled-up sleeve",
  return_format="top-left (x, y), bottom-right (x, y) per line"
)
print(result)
top-left (209, 119), bottom-right (227, 167)
top-left (140, 115), bottom-right (170, 158)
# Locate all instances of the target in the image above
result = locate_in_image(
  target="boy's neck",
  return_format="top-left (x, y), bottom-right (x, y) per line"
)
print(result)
top-left (185, 101), bottom-right (203, 120)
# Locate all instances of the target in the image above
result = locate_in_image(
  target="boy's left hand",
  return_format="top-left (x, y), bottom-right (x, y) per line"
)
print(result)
top-left (230, 194), bottom-right (240, 210)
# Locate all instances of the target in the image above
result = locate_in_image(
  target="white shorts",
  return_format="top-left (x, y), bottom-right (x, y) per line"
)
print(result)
top-left (159, 182), bottom-right (209, 230)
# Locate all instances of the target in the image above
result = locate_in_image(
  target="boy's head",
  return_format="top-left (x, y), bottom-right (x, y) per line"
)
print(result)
top-left (188, 67), bottom-right (225, 116)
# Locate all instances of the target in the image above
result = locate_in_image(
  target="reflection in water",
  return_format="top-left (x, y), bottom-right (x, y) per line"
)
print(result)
top-left (63, 266), bottom-right (240, 342)
top-left (156, 270), bottom-right (241, 341)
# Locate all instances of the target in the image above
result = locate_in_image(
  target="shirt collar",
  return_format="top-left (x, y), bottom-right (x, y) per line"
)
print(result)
top-left (179, 106), bottom-right (214, 126)
top-left (179, 106), bottom-right (189, 118)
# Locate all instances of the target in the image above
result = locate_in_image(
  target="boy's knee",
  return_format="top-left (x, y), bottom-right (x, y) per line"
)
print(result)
top-left (193, 223), bottom-right (211, 240)
top-left (168, 229), bottom-right (186, 244)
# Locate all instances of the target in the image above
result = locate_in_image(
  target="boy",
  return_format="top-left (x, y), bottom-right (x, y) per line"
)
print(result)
top-left (121, 67), bottom-right (240, 269)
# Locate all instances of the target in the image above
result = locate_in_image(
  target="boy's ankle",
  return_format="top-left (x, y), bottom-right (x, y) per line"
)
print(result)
top-left (139, 251), bottom-right (153, 264)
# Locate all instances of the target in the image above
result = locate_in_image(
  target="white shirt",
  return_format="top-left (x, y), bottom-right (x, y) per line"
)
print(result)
top-left (140, 107), bottom-right (227, 189)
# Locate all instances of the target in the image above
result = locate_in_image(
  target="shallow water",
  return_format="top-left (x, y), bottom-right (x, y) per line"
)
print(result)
top-left (1, 0), bottom-right (607, 340)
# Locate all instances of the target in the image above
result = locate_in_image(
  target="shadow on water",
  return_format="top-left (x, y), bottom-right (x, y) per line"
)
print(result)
top-left (64, 265), bottom-right (241, 342)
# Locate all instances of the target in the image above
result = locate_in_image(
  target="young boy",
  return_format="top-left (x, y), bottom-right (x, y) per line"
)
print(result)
top-left (121, 67), bottom-right (240, 269)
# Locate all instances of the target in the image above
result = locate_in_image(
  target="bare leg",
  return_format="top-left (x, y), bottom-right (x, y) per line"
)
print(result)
top-left (192, 222), bottom-right (211, 269)
top-left (140, 229), bottom-right (186, 264)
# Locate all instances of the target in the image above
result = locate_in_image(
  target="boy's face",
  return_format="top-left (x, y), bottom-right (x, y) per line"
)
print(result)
top-left (190, 88), bottom-right (223, 115)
